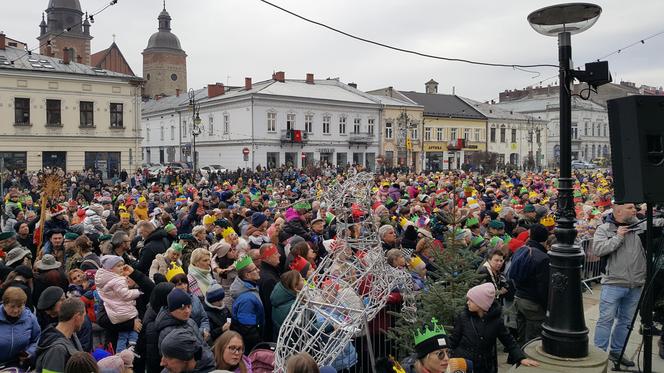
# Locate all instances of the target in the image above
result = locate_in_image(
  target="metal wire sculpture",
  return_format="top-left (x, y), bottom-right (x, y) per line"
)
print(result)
top-left (274, 171), bottom-right (417, 371)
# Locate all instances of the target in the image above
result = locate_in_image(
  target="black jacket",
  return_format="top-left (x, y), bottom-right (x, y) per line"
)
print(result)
top-left (257, 261), bottom-right (281, 342)
top-left (508, 240), bottom-right (550, 308)
top-left (202, 301), bottom-right (231, 345)
top-left (449, 304), bottom-right (525, 373)
top-left (279, 219), bottom-right (311, 243)
top-left (137, 229), bottom-right (169, 275)
top-left (35, 325), bottom-right (83, 373)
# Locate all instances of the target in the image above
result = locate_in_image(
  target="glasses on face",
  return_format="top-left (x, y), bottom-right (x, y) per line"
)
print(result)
top-left (430, 349), bottom-right (449, 360)
top-left (226, 346), bottom-right (243, 354)
top-left (248, 267), bottom-right (259, 274)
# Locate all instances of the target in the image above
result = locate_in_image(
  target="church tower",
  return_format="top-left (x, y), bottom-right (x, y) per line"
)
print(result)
top-left (142, 3), bottom-right (187, 98)
top-left (38, 0), bottom-right (93, 65)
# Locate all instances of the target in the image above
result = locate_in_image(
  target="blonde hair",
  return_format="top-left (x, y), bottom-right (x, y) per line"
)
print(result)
top-left (2, 286), bottom-right (27, 307)
top-left (192, 225), bottom-right (207, 236)
top-left (190, 248), bottom-right (211, 267)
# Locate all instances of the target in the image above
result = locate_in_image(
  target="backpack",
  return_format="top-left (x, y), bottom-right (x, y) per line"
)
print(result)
top-left (248, 342), bottom-right (276, 373)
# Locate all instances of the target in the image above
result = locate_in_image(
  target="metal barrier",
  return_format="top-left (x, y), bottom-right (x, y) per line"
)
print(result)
top-left (580, 238), bottom-right (604, 293)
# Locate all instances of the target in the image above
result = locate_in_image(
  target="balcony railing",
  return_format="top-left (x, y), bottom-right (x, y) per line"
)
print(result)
top-left (349, 131), bottom-right (373, 144)
top-left (280, 129), bottom-right (309, 144)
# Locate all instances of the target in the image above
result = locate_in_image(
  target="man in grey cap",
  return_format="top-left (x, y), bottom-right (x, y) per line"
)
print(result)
top-left (160, 328), bottom-right (215, 373)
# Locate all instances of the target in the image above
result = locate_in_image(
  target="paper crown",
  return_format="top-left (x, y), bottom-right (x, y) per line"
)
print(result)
top-left (540, 216), bottom-right (555, 227)
top-left (234, 255), bottom-right (253, 271)
top-left (203, 214), bottom-right (216, 225)
top-left (222, 227), bottom-right (236, 239)
top-left (293, 201), bottom-right (311, 210)
top-left (414, 317), bottom-right (447, 346)
top-left (165, 264), bottom-right (185, 282)
top-left (465, 217), bottom-right (479, 227)
top-left (170, 243), bottom-right (184, 253)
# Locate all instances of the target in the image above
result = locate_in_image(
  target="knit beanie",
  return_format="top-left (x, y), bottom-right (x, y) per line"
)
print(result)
top-left (251, 213), bottom-right (268, 227)
top-left (161, 329), bottom-right (201, 361)
top-left (466, 283), bottom-right (496, 312)
top-left (206, 283), bottom-right (226, 303)
top-left (167, 288), bottom-right (192, 311)
top-left (101, 255), bottom-right (124, 270)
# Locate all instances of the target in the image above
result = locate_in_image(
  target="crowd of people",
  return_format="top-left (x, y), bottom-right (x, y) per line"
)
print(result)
top-left (0, 164), bottom-right (651, 373)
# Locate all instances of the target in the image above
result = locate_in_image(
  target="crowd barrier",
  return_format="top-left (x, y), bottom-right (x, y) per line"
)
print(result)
top-left (580, 238), bottom-right (604, 293)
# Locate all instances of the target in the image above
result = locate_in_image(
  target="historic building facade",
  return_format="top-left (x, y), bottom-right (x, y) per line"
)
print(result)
top-left (38, 0), bottom-right (93, 65)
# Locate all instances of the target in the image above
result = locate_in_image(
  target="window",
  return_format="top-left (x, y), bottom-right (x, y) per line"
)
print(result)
top-left (353, 118), bottom-right (361, 134)
top-left (160, 126), bottom-right (164, 141)
top-left (511, 128), bottom-right (517, 143)
top-left (223, 114), bottom-right (230, 135)
top-left (267, 112), bottom-right (276, 132)
top-left (110, 103), bottom-right (123, 128)
top-left (604, 124), bottom-right (607, 137)
top-left (584, 122), bottom-right (589, 136)
top-left (339, 116), bottom-right (346, 134)
top-left (474, 128), bottom-right (481, 142)
top-left (536, 130), bottom-right (541, 144)
top-left (46, 99), bottom-right (61, 126)
top-left (436, 128), bottom-right (443, 141)
top-left (411, 128), bottom-right (419, 140)
top-left (287, 113), bottom-right (295, 131)
top-left (591, 123), bottom-right (595, 137)
top-left (170, 125), bottom-right (175, 141)
top-left (80, 101), bottom-right (94, 127)
top-left (425, 127), bottom-right (432, 141)
top-left (323, 115), bottom-right (331, 134)
top-left (463, 128), bottom-right (470, 140)
top-left (182, 120), bottom-right (188, 138)
top-left (14, 98), bottom-right (30, 124)
top-left (305, 114), bottom-right (313, 133)
top-left (490, 127), bottom-right (496, 142)
top-left (385, 121), bottom-right (393, 139)
top-left (572, 122), bottom-right (578, 139)
top-left (499, 125), bottom-right (506, 143)
top-left (450, 128), bottom-right (457, 140)
top-left (208, 116), bottom-right (214, 135)
top-left (368, 118), bottom-right (375, 135)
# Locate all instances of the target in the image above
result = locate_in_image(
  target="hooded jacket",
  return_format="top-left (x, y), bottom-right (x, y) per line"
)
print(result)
top-left (202, 300), bottom-right (231, 344)
top-left (0, 305), bottom-right (41, 366)
top-left (229, 276), bottom-right (264, 353)
top-left (154, 308), bottom-right (204, 353)
top-left (270, 281), bottom-right (297, 334)
top-left (449, 303), bottom-right (525, 373)
top-left (593, 213), bottom-right (664, 287)
top-left (35, 325), bottom-right (83, 373)
top-left (95, 268), bottom-right (140, 324)
top-left (257, 260), bottom-right (280, 342)
top-left (137, 229), bottom-right (169, 275)
top-left (508, 240), bottom-right (549, 308)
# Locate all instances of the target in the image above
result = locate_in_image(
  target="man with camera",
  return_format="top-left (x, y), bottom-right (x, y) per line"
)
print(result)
top-left (593, 203), bottom-right (664, 366)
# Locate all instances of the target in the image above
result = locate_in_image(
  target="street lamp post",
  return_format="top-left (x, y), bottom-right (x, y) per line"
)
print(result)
top-left (515, 3), bottom-right (609, 372)
top-left (188, 89), bottom-right (202, 179)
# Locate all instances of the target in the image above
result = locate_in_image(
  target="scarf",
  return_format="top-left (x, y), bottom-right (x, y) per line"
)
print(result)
top-left (188, 265), bottom-right (212, 295)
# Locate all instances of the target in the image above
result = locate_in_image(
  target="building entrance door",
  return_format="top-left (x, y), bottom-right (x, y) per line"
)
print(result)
top-left (43, 151), bottom-right (66, 172)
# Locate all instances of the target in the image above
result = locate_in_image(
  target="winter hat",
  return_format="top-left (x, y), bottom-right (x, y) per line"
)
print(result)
top-left (63, 232), bottom-right (79, 241)
top-left (35, 254), bottom-right (61, 271)
top-left (0, 231), bottom-right (16, 240)
top-left (488, 220), bottom-right (505, 230)
top-left (507, 238), bottom-right (525, 253)
top-left (37, 286), bottom-right (64, 310)
top-left (209, 241), bottom-right (231, 258)
top-left (12, 265), bottom-right (33, 280)
top-left (160, 328), bottom-right (201, 361)
top-left (164, 223), bottom-right (177, 233)
top-left (414, 318), bottom-right (448, 359)
top-left (289, 256), bottom-right (311, 278)
top-left (251, 213), bottom-right (268, 227)
top-left (523, 204), bottom-right (536, 213)
top-left (101, 255), bottom-right (124, 270)
top-left (467, 283), bottom-right (496, 312)
top-left (98, 234), bottom-right (113, 242)
top-left (150, 282), bottom-right (175, 311)
top-left (167, 288), bottom-right (192, 311)
top-left (530, 223), bottom-right (549, 243)
top-left (170, 243), bottom-right (184, 254)
top-left (206, 283), bottom-right (226, 303)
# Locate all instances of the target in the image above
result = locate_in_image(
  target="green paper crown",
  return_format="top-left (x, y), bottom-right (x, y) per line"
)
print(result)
top-left (293, 201), bottom-right (311, 210)
top-left (234, 255), bottom-right (254, 271)
top-left (465, 217), bottom-right (479, 227)
top-left (414, 317), bottom-right (447, 346)
top-left (470, 236), bottom-right (485, 247)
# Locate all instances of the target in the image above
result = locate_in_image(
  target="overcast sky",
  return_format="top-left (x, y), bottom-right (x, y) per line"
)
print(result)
top-left (5, 0), bottom-right (664, 101)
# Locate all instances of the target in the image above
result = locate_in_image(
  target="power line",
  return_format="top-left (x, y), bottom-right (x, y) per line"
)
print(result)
top-left (596, 29), bottom-right (664, 61)
top-left (11, 0), bottom-right (119, 63)
top-left (257, 0), bottom-right (558, 70)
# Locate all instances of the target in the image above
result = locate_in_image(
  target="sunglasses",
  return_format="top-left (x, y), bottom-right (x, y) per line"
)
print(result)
top-left (430, 349), bottom-right (449, 360)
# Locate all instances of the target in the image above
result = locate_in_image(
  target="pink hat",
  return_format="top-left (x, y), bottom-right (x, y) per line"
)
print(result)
top-left (466, 283), bottom-right (496, 312)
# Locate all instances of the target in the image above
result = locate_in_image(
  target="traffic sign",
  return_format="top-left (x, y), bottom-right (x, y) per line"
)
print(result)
top-left (242, 147), bottom-right (250, 155)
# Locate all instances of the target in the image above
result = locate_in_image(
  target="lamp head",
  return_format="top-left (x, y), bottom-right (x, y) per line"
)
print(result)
top-left (528, 3), bottom-right (601, 36)
top-left (194, 113), bottom-right (202, 126)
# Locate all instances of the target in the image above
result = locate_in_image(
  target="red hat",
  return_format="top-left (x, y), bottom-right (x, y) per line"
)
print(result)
top-left (260, 245), bottom-right (279, 260)
top-left (289, 256), bottom-right (310, 277)
top-left (516, 231), bottom-right (530, 243)
top-left (50, 205), bottom-right (66, 216)
top-left (68, 200), bottom-right (77, 207)
top-left (508, 239), bottom-right (525, 253)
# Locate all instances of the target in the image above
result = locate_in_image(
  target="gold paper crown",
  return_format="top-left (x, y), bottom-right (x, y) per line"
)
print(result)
top-left (413, 317), bottom-right (447, 345)
top-left (222, 227), bottom-right (236, 239)
top-left (540, 216), bottom-right (555, 227)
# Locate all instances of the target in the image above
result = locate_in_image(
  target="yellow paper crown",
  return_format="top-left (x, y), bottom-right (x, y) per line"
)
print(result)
top-left (222, 227), bottom-right (236, 239)
top-left (120, 212), bottom-right (130, 219)
top-left (165, 263), bottom-right (185, 282)
top-left (203, 214), bottom-right (215, 225)
top-left (540, 216), bottom-right (555, 227)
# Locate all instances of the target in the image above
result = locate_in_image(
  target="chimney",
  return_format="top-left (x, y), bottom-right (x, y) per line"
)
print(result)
top-left (176, 89), bottom-right (180, 97)
top-left (348, 82), bottom-right (358, 89)
top-left (208, 83), bottom-right (225, 98)
top-left (306, 73), bottom-right (314, 84)
top-left (62, 47), bottom-right (70, 64)
top-left (272, 71), bottom-right (285, 82)
top-left (245, 77), bottom-right (252, 90)
top-left (0, 32), bottom-right (5, 50)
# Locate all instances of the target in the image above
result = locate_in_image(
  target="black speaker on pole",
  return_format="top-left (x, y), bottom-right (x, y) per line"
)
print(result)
top-left (608, 95), bottom-right (664, 204)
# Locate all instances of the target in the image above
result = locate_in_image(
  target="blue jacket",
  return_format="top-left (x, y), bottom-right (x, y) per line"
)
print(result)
top-left (229, 277), bottom-right (264, 326)
top-left (190, 294), bottom-right (210, 334)
top-left (0, 305), bottom-right (41, 366)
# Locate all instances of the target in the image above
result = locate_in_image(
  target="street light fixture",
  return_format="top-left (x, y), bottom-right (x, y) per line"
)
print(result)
top-left (188, 88), bottom-right (202, 179)
top-left (527, 1), bottom-right (604, 362)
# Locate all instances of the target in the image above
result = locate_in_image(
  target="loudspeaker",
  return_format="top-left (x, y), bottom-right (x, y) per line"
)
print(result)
top-left (608, 95), bottom-right (664, 203)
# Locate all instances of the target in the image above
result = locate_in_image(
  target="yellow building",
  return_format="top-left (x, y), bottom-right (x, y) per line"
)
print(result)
top-left (367, 88), bottom-right (424, 172)
top-left (0, 35), bottom-right (143, 177)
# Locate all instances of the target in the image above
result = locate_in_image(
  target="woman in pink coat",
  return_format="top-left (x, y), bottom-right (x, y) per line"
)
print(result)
top-left (95, 255), bottom-right (141, 352)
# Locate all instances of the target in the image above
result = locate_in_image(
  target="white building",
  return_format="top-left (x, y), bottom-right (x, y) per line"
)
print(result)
top-left (141, 73), bottom-right (383, 170)
top-left (460, 97), bottom-right (548, 169)
top-left (0, 34), bottom-right (143, 176)
top-left (496, 95), bottom-right (609, 166)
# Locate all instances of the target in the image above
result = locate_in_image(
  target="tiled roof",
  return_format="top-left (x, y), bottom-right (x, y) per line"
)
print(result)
top-left (399, 91), bottom-right (485, 120)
